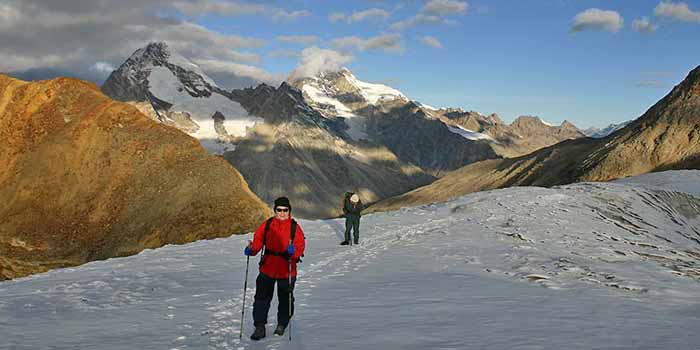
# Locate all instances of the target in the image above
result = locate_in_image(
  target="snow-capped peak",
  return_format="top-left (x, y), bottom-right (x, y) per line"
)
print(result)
top-left (125, 42), bottom-right (218, 89)
top-left (336, 67), bottom-right (406, 104)
top-left (102, 42), bottom-right (262, 154)
top-left (290, 67), bottom-right (408, 140)
top-left (296, 67), bottom-right (406, 110)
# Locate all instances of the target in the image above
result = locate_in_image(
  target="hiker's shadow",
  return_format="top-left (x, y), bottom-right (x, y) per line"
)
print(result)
top-left (326, 218), bottom-right (346, 242)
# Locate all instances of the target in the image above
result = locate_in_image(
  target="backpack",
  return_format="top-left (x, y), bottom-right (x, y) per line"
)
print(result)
top-left (260, 217), bottom-right (302, 265)
top-left (342, 192), bottom-right (353, 215)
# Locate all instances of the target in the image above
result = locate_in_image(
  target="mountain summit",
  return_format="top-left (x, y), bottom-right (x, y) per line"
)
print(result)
top-left (288, 67), bottom-right (407, 140)
top-left (102, 42), bottom-right (262, 154)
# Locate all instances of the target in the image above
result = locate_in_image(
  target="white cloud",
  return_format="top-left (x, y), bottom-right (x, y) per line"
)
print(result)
top-left (654, 1), bottom-right (700, 22)
top-left (329, 8), bottom-right (391, 24)
top-left (330, 34), bottom-right (404, 54)
top-left (270, 9), bottom-right (312, 22)
top-left (348, 8), bottom-right (391, 23)
top-left (420, 36), bottom-right (443, 49)
top-left (172, 1), bottom-right (265, 17)
top-left (0, 1), bottom-right (272, 86)
top-left (391, 14), bottom-right (458, 31)
top-left (288, 47), bottom-right (353, 81)
top-left (571, 8), bottom-right (624, 33)
top-left (632, 17), bottom-right (658, 33)
top-left (276, 35), bottom-right (318, 45)
top-left (226, 51), bottom-right (261, 63)
top-left (151, 22), bottom-right (264, 49)
top-left (91, 62), bottom-right (115, 73)
top-left (423, 0), bottom-right (469, 16)
top-left (390, 0), bottom-right (468, 31)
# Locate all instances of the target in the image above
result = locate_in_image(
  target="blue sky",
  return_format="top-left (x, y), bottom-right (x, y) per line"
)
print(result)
top-left (2, 0), bottom-right (700, 129)
top-left (209, 0), bottom-right (700, 128)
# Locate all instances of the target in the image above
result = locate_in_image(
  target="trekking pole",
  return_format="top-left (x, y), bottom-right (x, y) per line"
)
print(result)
top-left (288, 239), bottom-right (293, 341)
top-left (239, 253), bottom-right (251, 340)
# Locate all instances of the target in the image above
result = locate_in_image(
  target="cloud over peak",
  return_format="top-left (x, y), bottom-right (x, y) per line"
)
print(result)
top-left (0, 1), bottom-right (278, 89)
top-left (288, 47), bottom-right (353, 81)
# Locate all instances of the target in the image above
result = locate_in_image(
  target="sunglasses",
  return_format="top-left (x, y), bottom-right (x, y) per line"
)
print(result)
top-left (275, 208), bottom-right (290, 212)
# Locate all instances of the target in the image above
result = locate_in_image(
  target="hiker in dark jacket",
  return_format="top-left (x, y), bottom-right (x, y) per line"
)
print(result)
top-left (244, 197), bottom-right (306, 340)
top-left (340, 192), bottom-right (363, 245)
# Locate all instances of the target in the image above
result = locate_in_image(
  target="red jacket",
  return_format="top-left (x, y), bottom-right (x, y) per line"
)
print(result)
top-left (249, 217), bottom-right (306, 279)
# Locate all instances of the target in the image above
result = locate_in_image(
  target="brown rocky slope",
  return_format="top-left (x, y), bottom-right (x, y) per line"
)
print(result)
top-left (430, 109), bottom-right (586, 158)
top-left (369, 65), bottom-right (700, 213)
top-left (0, 75), bottom-right (271, 280)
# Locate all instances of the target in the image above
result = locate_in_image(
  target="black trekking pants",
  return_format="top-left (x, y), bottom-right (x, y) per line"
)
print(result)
top-left (344, 215), bottom-right (360, 243)
top-left (252, 272), bottom-right (296, 327)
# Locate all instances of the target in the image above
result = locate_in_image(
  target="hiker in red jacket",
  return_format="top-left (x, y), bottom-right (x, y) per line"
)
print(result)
top-left (244, 197), bottom-right (306, 340)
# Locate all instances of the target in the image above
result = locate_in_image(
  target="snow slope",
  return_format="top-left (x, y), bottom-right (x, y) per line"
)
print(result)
top-left (2, 171), bottom-right (700, 349)
top-left (340, 69), bottom-right (406, 104)
top-left (148, 66), bottom-right (262, 153)
top-left (104, 42), bottom-right (263, 155)
top-left (589, 121), bottom-right (632, 139)
top-left (446, 123), bottom-right (494, 141)
top-left (297, 68), bottom-right (407, 141)
top-left (616, 170), bottom-right (700, 196)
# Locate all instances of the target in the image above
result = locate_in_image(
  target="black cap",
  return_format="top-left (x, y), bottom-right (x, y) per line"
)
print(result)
top-left (274, 196), bottom-right (291, 211)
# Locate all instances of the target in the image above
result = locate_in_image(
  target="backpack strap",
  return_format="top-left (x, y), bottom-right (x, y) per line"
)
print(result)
top-left (290, 219), bottom-right (303, 262)
top-left (260, 217), bottom-right (274, 266)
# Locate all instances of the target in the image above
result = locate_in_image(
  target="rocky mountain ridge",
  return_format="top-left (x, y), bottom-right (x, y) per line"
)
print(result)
top-left (369, 65), bottom-right (700, 213)
top-left (101, 42), bottom-right (503, 217)
top-left (429, 109), bottom-right (587, 157)
top-left (0, 74), bottom-right (271, 280)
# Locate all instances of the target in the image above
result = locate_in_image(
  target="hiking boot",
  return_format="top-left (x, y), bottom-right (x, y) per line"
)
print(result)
top-left (354, 240), bottom-right (359, 245)
top-left (250, 326), bottom-right (265, 341)
top-left (340, 241), bottom-right (349, 245)
top-left (273, 324), bottom-right (287, 336)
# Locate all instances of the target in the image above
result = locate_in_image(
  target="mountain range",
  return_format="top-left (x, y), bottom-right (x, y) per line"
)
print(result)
top-left (100, 42), bottom-right (598, 218)
top-left (369, 65), bottom-right (700, 213)
top-left (4, 40), bottom-right (698, 280)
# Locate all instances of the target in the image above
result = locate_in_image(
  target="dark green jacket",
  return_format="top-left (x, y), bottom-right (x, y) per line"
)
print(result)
top-left (343, 194), bottom-right (363, 217)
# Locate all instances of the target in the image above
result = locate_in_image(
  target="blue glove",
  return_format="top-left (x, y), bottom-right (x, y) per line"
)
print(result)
top-left (244, 246), bottom-right (253, 256)
top-left (287, 244), bottom-right (295, 256)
